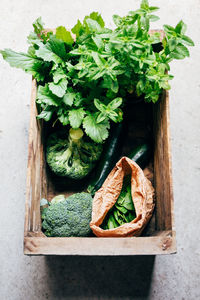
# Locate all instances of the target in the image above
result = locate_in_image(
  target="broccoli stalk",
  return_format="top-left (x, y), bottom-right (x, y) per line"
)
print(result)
top-left (46, 128), bottom-right (103, 179)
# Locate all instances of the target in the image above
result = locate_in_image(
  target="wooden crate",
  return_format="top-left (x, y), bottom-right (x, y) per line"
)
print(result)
top-left (24, 78), bottom-right (176, 256)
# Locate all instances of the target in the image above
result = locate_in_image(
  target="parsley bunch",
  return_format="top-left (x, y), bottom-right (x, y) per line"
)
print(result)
top-left (0, 0), bottom-right (194, 143)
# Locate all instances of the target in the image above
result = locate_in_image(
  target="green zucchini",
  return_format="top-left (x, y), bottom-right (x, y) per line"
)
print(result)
top-left (87, 123), bottom-right (124, 196)
top-left (128, 141), bottom-right (152, 169)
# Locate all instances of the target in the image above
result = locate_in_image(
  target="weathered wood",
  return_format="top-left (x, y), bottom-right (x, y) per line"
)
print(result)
top-left (153, 91), bottom-right (174, 231)
top-left (24, 79), bottom-right (47, 235)
top-left (24, 230), bottom-right (176, 255)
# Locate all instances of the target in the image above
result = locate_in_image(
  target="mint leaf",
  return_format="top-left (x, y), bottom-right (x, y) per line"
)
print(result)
top-left (175, 20), bottom-right (187, 35)
top-left (108, 97), bottom-right (122, 110)
top-left (83, 114), bottom-right (110, 143)
top-left (176, 43), bottom-right (190, 57)
top-left (96, 112), bottom-right (107, 123)
top-left (181, 35), bottom-right (195, 46)
top-left (68, 108), bottom-right (85, 128)
top-left (86, 18), bottom-right (102, 33)
top-left (92, 35), bottom-right (103, 49)
top-left (48, 78), bottom-right (68, 97)
top-left (94, 99), bottom-right (106, 112)
top-left (56, 26), bottom-right (74, 46)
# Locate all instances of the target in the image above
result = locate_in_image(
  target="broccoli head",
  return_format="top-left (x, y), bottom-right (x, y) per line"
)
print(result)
top-left (46, 128), bottom-right (102, 179)
top-left (42, 192), bottom-right (93, 237)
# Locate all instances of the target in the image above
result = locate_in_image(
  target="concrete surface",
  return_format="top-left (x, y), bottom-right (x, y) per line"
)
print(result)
top-left (0, 0), bottom-right (200, 299)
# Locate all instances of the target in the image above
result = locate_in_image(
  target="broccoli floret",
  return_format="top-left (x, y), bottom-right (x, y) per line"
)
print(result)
top-left (42, 192), bottom-right (93, 237)
top-left (46, 128), bottom-right (102, 179)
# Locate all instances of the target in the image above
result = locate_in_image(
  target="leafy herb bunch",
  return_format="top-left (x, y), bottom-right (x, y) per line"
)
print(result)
top-left (0, 0), bottom-right (194, 143)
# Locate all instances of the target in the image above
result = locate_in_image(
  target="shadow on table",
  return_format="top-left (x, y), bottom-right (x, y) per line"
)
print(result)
top-left (45, 255), bottom-right (155, 299)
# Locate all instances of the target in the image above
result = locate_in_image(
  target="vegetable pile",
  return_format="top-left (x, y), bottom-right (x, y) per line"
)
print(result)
top-left (0, 0), bottom-right (194, 144)
top-left (0, 0), bottom-right (194, 237)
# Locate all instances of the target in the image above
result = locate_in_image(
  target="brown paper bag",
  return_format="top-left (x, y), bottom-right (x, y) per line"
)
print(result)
top-left (90, 156), bottom-right (155, 237)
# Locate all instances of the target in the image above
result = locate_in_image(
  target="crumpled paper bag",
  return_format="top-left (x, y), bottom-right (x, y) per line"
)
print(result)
top-left (90, 156), bottom-right (155, 237)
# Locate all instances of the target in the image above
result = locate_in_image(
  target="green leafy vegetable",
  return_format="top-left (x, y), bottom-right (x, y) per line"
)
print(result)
top-left (0, 1), bottom-right (194, 143)
top-left (101, 175), bottom-right (136, 229)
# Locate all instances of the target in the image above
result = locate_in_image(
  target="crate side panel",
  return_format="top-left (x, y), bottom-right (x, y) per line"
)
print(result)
top-left (24, 79), bottom-right (47, 236)
top-left (153, 91), bottom-right (174, 231)
top-left (24, 231), bottom-right (176, 255)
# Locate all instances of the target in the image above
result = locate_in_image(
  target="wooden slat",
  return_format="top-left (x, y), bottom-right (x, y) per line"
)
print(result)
top-left (153, 91), bottom-right (174, 231)
top-left (24, 79), bottom-right (47, 235)
top-left (24, 230), bottom-right (176, 255)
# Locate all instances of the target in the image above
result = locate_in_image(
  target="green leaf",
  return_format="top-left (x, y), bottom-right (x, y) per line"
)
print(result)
top-left (181, 35), bottom-right (195, 46)
top-left (94, 98), bottom-right (106, 112)
top-left (169, 50), bottom-right (185, 60)
top-left (86, 18), bottom-right (102, 32)
top-left (37, 108), bottom-right (54, 121)
top-left (149, 6), bottom-right (159, 12)
top-left (92, 35), bottom-right (103, 49)
top-left (63, 92), bottom-right (75, 106)
top-left (71, 19), bottom-right (84, 38)
top-left (68, 108), bottom-right (85, 128)
top-left (33, 17), bottom-right (44, 35)
top-left (175, 20), bottom-right (187, 35)
top-left (88, 12), bottom-right (105, 28)
top-left (35, 44), bottom-right (63, 64)
top-left (149, 15), bottom-right (160, 22)
top-left (52, 68), bottom-right (66, 83)
top-left (176, 43), bottom-right (190, 57)
top-left (56, 26), bottom-right (74, 45)
top-left (47, 35), bottom-right (68, 60)
top-left (0, 49), bottom-right (45, 81)
top-left (91, 51), bottom-right (105, 67)
top-left (48, 78), bottom-right (68, 97)
top-left (83, 114), bottom-right (110, 143)
top-left (107, 214), bottom-right (119, 229)
top-left (96, 112), bottom-right (107, 123)
top-left (163, 24), bottom-right (175, 33)
top-left (37, 84), bottom-right (61, 106)
top-left (115, 204), bottom-right (128, 214)
top-left (168, 38), bottom-right (177, 51)
top-left (107, 111), bottom-right (119, 122)
top-left (140, 0), bottom-right (149, 10)
top-left (57, 108), bottom-right (69, 125)
top-left (36, 36), bottom-right (67, 63)
top-left (112, 15), bottom-right (122, 26)
top-left (108, 97), bottom-right (122, 110)
top-left (111, 80), bottom-right (119, 93)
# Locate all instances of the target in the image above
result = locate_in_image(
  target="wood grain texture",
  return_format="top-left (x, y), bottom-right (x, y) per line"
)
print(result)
top-left (24, 79), bottom-right (47, 235)
top-left (153, 91), bottom-right (174, 231)
top-left (24, 230), bottom-right (176, 255)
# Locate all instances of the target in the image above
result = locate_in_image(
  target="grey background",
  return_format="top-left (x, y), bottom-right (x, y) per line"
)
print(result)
top-left (0, 0), bottom-right (200, 299)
